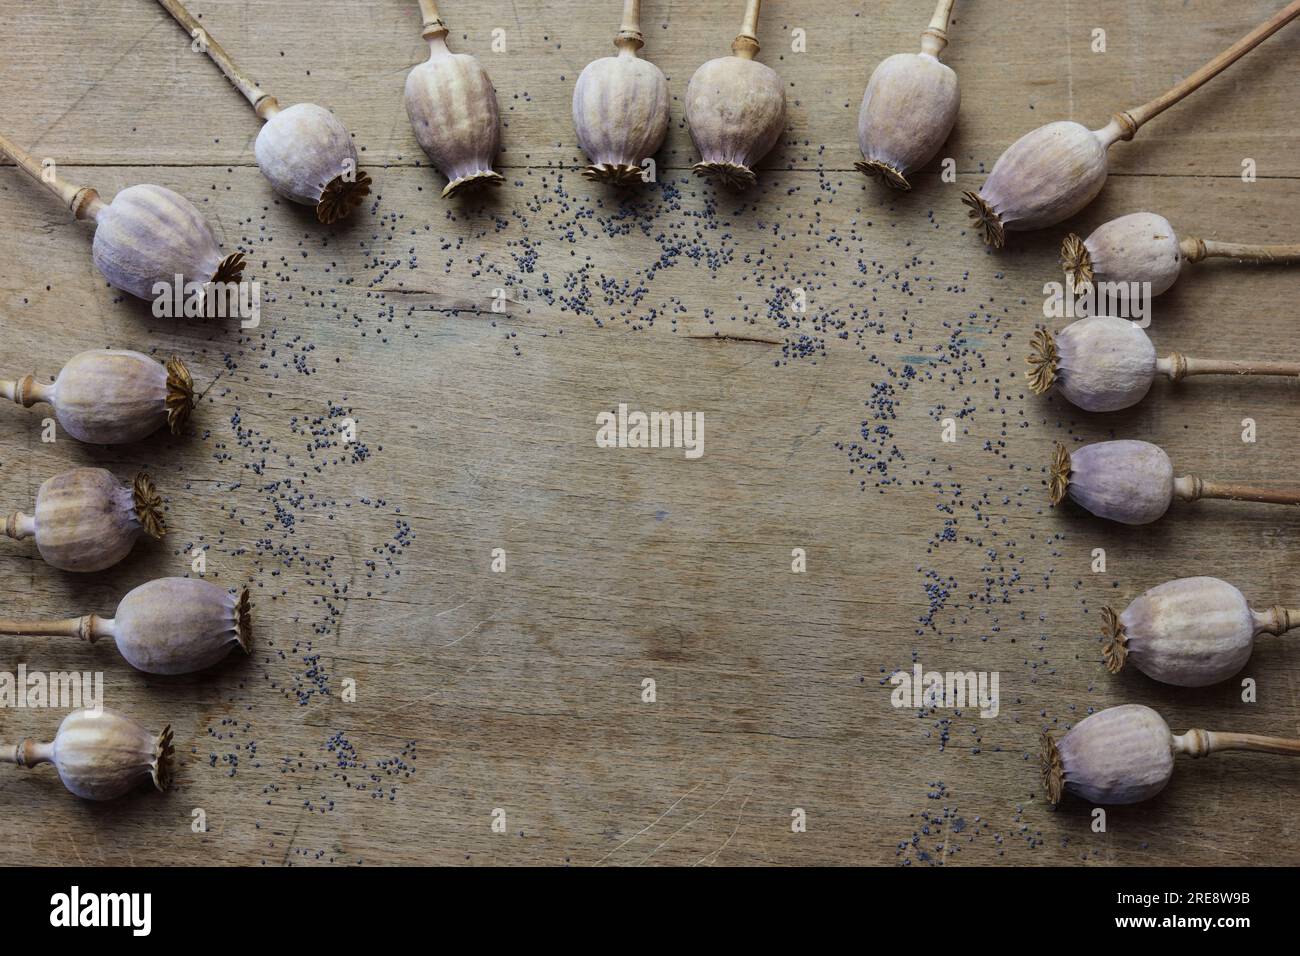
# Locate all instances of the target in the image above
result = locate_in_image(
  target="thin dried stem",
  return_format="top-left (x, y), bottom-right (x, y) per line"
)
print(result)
top-left (1174, 729), bottom-right (1300, 758)
top-left (615, 0), bottom-right (644, 51)
top-left (732, 0), bottom-right (762, 59)
top-left (156, 0), bottom-right (280, 119)
top-left (3, 511), bottom-right (35, 541)
top-left (0, 131), bottom-right (104, 220)
top-left (0, 740), bottom-right (52, 766)
top-left (0, 615), bottom-right (113, 642)
top-left (1254, 605), bottom-right (1300, 636)
top-left (1116, 1), bottom-right (1300, 136)
top-left (921, 0), bottom-right (956, 57)
top-left (1180, 237), bottom-right (1300, 264)
top-left (417, 0), bottom-right (450, 43)
top-left (1174, 475), bottom-right (1300, 507)
top-left (0, 374), bottom-right (52, 408)
top-left (1157, 353), bottom-right (1300, 381)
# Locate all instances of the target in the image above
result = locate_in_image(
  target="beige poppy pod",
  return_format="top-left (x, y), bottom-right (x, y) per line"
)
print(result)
top-left (1062, 211), bottom-right (1300, 296)
top-left (3, 708), bottom-right (173, 801)
top-left (1043, 705), bottom-right (1173, 805)
top-left (405, 0), bottom-right (505, 199)
top-left (1050, 439), bottom-right (1300, 526)
top-left (1101, 576), bottom-right (1298, 687)
top-left (684, 0), bottom-right (786, 190)
top-left (1029, 317), bottom-right (1300, 412)
top-left (255, 103), bottom-right (368, 221)
top-left (4, 468), bottom-right (165, 572)
top-left (0, 132), bottom-right (243, 300)
top-left (1042, 703), bottom-right (1300, 806)
top-left (1, 350), bottom-right (194, 444)
top-left (965, 4), bottom-right (1300, 246)
top-left (1027, 317), bottom-right (1156, 412)
top-left (156, 0), bottom-right (371, 224)
top-left (93, 184), bottom-right (243, 300)
top-left (962, 120), bottom-right (1120, 246)
top-left (0, 576), bottom-right (252, 676)
top-left (856, 0), bottom-right (960, 190)
top-left (572, 0), bottom-right (670, 186)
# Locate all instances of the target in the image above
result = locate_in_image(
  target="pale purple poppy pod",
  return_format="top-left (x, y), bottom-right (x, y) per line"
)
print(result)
top-left (1042, 704), bottom-right (1174, 805)
top-left (1028, 317), bottom-right (1156, 412)
top-left (1050, 440), bottom-right (1173, 525)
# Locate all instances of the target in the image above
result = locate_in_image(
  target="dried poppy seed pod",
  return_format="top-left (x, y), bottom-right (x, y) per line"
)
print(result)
top-left (684, 0), bottom-right (786, 190)
top-left (1, 350), bottom-right (194, 444)
top-left (1050, 439), bottom-right (1300, 525)
top-left (1042, 704), bottom-right (1300, 806)
top-left (0, 577), bottom-right (251, 675)
top-left (405, 0), bottom-right (505, 199)
top-left (4, 469), bottom-right (165, 572)
top-left (1051, 439), bottom-right (1172, 525)
top-left (156, 0), bottom-right (371, 223)
top-left (855, 0), bottom-right (960, 190)
top-left (572, 0), bottom-right (670, 186)
top-left (1043, 705), bottom-right (1173, 805)
top-left (1102, 576), bottom-right (1299, 687)
top-left (2, 708), bottom-right (173, 801)
top-left (1063, 212), bottom-right (1182, 295)
top-left (1062, 211), bottom-right (1300, 295)
top-left (962, 120), bottom-right (1121, 246)
top-left (964, 3), bottom-right (1300, 246)
top-left (1028, 317), bottom-right (1154, 412)
top-left (0, 132), bottom-right (243, 300)
top-left (1030, 317), bottom-right (1300, 412)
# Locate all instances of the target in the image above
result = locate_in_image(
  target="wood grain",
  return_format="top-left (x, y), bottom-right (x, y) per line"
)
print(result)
top-left (0, 0), bottom-right (1297, 866)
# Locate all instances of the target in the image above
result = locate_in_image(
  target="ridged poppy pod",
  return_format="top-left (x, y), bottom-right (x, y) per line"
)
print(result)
top-left (0, 132), bottom-right (243, 300)
top-left (1030, 317), bottom-right (1300, 412)
top-left (685, 0), bottom-right (786, 190)
top-left (2, 708), bottom-right (173, 801)
top-left (572, 0), bottom-right (670, 186)
top-left (1102, 576), bottom-right (1299, 687)
top-left (1062, 211), bottom-right (1300, 295)
top-left (1, 350), bottom-right (194, 444)
top-left (1028, 317), bottom-right (1154, 412)
top-left (965, 2), bottom-right (1300, 246)
top-left (1043, 705), bottom-right (1173, 805)
top-left (1062, 213), bottom-right (1182, 295)
top-left (962, 120), bottom-right (1122, 246)
top-left (855, 0), bottom-right (959, 190)
top-left (3, 469), bottom-right (165, 572)
top-left (0, 577), bottom-right (252, 676)
top-left (1051, 439), bottom-right (1173, 525)
top-left (1042, 703), bottom-right (1300, 806)
top-left (1050, 439), bottom-right (1300, 525)
top-left (155, 0), bottom-right (371, 223)
top-left (405, 0), bottom-right (505, 199)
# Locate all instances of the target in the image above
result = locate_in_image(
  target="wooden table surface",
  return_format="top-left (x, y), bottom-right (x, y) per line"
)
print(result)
top-left (1, 0), bottom-right (1298, 866)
